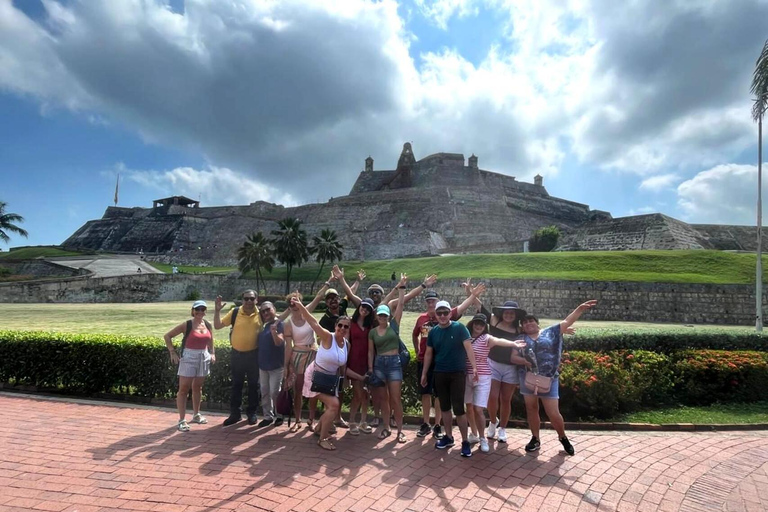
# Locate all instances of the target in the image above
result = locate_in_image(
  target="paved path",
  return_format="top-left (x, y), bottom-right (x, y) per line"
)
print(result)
top-left (51, 256), bottom-right (162, 278)
top-left (2, 393), bottom-right (768, 512)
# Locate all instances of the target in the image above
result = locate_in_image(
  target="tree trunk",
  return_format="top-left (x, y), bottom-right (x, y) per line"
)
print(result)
top-left (310, 260), bottom-right (326, 295)
top-left (285, 264), bottom-right (293, 296)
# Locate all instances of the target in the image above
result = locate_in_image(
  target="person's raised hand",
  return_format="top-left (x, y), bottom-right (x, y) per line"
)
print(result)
top-left (423, 274), bottom-right (438, 287)
top-left (357, 269), bottom-right (366, 281)
top-left (471, 282), bottom-right (486, 297)
top-left (215, 295), bottom-right (225, 312)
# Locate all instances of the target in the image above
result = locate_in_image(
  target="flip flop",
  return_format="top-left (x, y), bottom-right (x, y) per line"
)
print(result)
top-left (318, 438), bottom-right (336, 451)
top-left (397, 432), bottom-right (406, 443)
top-left (377, 429), bottom-right (391, 440)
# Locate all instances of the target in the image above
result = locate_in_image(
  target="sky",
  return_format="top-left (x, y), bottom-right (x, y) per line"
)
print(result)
top-left (1, 0), bottom-right (767, 248)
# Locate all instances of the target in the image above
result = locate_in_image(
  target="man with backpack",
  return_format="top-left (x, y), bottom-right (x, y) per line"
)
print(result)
top-left (215, 289), bottom-right (262, 426)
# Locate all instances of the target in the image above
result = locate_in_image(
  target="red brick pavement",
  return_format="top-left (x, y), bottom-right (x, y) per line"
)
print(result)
top-left (1, 393), bottom-right (767, 512)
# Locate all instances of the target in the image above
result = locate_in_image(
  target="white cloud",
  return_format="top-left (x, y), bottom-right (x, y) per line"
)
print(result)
top-left (677, 163), bottom-right (766, 224)
top-left (639, 174), bottom-right (679, 192)
top-left (124, 164), bottom-right (297, 207)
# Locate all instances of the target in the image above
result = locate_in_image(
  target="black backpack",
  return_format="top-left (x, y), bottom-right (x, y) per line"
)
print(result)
top-left (228, 306), bottom-right (240, 340)
top-left (181, 319), bottom-right (213, 352)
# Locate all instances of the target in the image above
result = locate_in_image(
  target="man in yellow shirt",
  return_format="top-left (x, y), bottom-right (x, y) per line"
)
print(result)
top-left (215, 289), bottom-right (262, 426)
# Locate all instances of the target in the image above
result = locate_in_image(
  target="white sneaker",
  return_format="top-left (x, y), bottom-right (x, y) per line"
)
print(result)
top-left (467, 433), bottom-right (481, 445)
top-left (497, 427), bottom-right (507, 443)
top-left (480, 438), bottom-right (490, 453)
top-left (485, 421), bottom-right (497, 439)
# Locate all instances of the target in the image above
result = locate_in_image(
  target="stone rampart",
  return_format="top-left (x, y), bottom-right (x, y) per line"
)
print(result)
top-left (0, 260), bottom-right (89, 279)
top-left (0, 275), bottom-right (763, 325)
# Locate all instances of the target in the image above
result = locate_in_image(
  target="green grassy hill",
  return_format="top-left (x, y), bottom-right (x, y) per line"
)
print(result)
top-left (0, 246), bottom-right (89, 260)
top-left (250, 250), bottom-right (768, 285)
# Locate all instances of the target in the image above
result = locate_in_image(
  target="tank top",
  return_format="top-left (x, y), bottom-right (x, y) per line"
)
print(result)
top-left (185, 328), bottom-right (212, 350)
top-left (370, 326), bottom-right (400, 354)
top-left (487, 322), bottom-right (522, 364)
top-left (467, 334), bottom-right (492, 375)
top-left (314, 334), bottom-right (348, 373)
top-left (289, 317), bottom-right (315, 349)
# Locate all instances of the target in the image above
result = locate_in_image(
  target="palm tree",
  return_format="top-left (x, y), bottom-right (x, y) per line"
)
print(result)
top-left (751, 38), bottom-right (768, 331)
top-left (0, 201), bottom-right (29, 244)
top-left (310, 229), bottom-right (344, 293)
top-left (270, 218), bottom-right (310, 295)
top-left (237, 232), bottom-right (274, 293)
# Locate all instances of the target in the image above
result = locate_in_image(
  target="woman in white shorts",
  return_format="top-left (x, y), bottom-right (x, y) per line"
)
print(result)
top-left (464, 313), bottom-right (527, 452)
top-left (164, 300), bottom-right (216, 432)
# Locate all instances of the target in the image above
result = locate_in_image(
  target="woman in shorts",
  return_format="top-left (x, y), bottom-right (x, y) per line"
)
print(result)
top-left (464, 313), bottom-right (527, 453)
top-left (164, 300), bottom-right (215, 432)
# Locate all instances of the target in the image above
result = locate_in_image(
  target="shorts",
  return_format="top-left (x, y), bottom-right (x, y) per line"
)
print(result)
top-left (374, 354), bottom-right (403, 382)
top-left (290, 348), bottom-right (315, 375)
top-left (488, 359), bottom-right (520, 384)
top-left (178, 348), bottom-right (211, 378)
top-left (417, 361), bottom-right (435, 395)
top-left (464, 374), bottom-right (492, 408)
top-left (518, 370), bottom-right (560, 399)
top-left (434, 371), bottom-right (466, 416)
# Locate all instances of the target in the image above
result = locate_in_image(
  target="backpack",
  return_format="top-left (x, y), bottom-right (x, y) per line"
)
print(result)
top-left (181, 319), bottom-right (213, 352)
top-left (229, 306), bottom-right (240, 340)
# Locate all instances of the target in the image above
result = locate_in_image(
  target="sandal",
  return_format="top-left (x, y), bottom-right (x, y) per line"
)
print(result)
top-left (288, 422), bottom-right (301, 433)
top-left (397, 432), bottom-right (406, 444)
top-left (349, 424), bottom-right (360, 436)
top-left (177, 420), bottom-right (190, 432)
top-left (377, 429), bottom-right (391, 440)
top-left (334, 418), bottom-right (349, 429)
top-left (359, 422), bottom-right (373, 434)
top-left (318, 438), bottom-right (336, 451)
top-left (191, 413), bottom-right (207, 424)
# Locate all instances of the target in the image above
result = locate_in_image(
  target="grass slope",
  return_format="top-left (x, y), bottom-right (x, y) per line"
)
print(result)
top-left (0, 246), bottom-right (88, 260)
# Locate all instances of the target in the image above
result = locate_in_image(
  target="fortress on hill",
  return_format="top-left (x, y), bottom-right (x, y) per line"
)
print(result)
top-left (63, 143), bottom-right (762, 264)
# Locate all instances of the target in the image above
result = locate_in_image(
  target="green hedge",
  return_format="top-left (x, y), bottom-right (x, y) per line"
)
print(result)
top-left (2, 331), bottom-right (767, 420)
top-left (564, 330), bottom-right (768, 353)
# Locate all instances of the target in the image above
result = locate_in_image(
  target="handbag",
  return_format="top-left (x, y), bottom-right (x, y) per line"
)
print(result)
top-left (276, 387), bottom-right (293, 417)
top-left (398, 339), bottom-right (411, 369)
top-left (311, 370), bottom-right (341, 396)
top-left (524, 372), bottom-right (553, 395)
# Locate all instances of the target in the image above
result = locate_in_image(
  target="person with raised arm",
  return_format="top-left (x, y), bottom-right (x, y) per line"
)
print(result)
top-left (332, 264), bottom-right (437, 311)
top-left (519, 300), bottom-right (598, 455)
top-left (292, 297), bottom-right (365, 450)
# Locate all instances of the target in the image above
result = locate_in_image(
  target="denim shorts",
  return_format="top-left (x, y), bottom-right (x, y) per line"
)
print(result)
top-left (374, 354), bottom-right (403, 382)
top-left (488, 359), bottom-right (520, 384)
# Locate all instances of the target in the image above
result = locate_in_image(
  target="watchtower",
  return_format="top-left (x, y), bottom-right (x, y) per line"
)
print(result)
top-left (365, 156), bottom-right (373, 172)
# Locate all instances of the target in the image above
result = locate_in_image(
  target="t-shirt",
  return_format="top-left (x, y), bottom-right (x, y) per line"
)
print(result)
top-left (369, 327), bottom-right (401, 353)
top-left (221, 307), bottom-right (262, 352)
top-left (319, 298), bottom-right (349, 332)
top-left (412, 307), bottom-right (460, 362)
top-left (521, 324), bottom-right (562, 378)
top-left (467, 334), bottom-right (492, 375)
top-left (258, 320), bottom-right (285, 371)
top-left (427, 321), bottom-right (471, 373)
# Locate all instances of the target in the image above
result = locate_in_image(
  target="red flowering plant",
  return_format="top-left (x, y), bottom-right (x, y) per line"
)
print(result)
top-left (559, 351), bottom-right (637, 420)
top-left (672, 350), bottom-right (768, 405)
top-left (615, 350), bottom-right (674, 406)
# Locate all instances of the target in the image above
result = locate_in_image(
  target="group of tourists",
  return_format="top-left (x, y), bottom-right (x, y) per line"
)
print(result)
top-left (164, 266), bottom-right (597, 457)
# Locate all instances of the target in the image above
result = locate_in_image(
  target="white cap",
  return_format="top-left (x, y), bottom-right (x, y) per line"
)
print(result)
top-left (435, 300), bottom-right (451, 311)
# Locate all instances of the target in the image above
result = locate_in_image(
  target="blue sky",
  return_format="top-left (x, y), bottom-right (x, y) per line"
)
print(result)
top-left (1, 0), bottom-right (767, 248)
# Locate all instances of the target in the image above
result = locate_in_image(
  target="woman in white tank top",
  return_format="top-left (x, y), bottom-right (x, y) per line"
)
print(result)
top-left (291, 297), bottom-right (365, 451)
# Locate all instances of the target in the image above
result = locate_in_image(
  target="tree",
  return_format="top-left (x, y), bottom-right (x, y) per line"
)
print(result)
top-left (270, 218), bottom-right (310, 295)
top-left (237, 232), bottom-right (274, 293)
top-left (751, 38), bottom-right (768, 331)
top-left (0, 201), bottom-right (28, 245)
top-left (530, 225), bottom-right (560, 252)
top-left (309, 229), bottom-right (343, 293)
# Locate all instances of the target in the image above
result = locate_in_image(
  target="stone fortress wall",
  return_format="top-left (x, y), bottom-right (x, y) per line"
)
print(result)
top-left (0, 273), bottom-right (762, 325)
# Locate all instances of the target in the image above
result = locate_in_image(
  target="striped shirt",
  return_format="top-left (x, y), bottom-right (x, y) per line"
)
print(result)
top-left (467, 334), bottom-right (492, 375)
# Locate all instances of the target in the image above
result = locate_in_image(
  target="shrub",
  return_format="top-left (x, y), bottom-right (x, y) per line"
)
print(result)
top-left (530, 225), bottom-right (560, 252)
top-left (564, 331), bottom-right (768, 353)
top-left (559, 351), bottom-right (638, 419)
top-left (671, 350), bottom-right (768, 405)
top-left (184, 289), bottom-right (201, 301)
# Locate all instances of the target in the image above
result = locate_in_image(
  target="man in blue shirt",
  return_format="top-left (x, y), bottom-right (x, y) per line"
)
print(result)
top-left (257, 302), bottom-right (285, 427)
top-left (421, 300), bottom-right (478, 457)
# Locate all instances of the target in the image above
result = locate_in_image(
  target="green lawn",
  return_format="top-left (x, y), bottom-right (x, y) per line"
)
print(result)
top-left (621, 402), bottom-right (768, 424)
top-left (235, 250), bottom-right (768, 284)
top-left (0, 246), bottom-right (90, 260)
top-left (149, 262), bottom-right (234, 274)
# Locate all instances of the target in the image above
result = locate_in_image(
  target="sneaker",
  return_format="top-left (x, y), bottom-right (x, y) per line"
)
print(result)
top-left (177, 419), bottom-right (190, 432)
top-left (435, 436), bottom-right (455, 450)
top-left (467, 433), bottom-right (481, 445)
top-left (479, 438), bottom-right (490, 453)
top-left (460, 441), bottom-right (472, 457)
top-left (191, 413), bottom-right (207, 424)
top-left (525, 436), bottom-right (541, 452)
top-left (497, 427), bottom-right (508, 443)
top-left (247, 413), bottom-right (258, 425)
top-left (223, 414), bottom-right (241, 427)
top-left (416, 423), bottom-right (431, 438)
top-left (274, 417), bottom-right (284, 427)
top-left (432, 424), bottom-right (445, 439)
top-left (560, 436), bottom-right (575, 455)
top-left (486, 421), bottom-right (497, 439)
top-left (257, 418), bottom-right (274, 428)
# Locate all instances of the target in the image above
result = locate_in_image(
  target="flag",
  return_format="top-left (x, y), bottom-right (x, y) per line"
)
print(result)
top-left (114, 174), bottom-right (119, 206)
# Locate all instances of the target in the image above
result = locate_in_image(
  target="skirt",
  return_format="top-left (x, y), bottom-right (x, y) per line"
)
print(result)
top-left (178, 348), bottom-right (211, 378)
top-left (290, 348), bottom-right (316, 375)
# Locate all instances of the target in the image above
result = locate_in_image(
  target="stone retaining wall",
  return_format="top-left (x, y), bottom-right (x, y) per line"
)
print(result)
top-left (0, 275), bottom-right (763, 325)
top-left (0, 260), bottom-right (89, 279)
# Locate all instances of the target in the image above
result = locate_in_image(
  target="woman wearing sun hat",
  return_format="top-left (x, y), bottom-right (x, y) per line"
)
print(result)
top-left (368, 274), bottom-right (407, 442)
top-left (471, 298), bottom-right (526, 444)
top-left (463, 313), bottom-right (527, 453)
top-left (164, 300), bottom-right (216, 432)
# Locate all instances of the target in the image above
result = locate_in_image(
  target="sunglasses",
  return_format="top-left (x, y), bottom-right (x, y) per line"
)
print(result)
top-left (435, 310), bottom-right (451, 317)
top-left (259, 308), bottom-right (272, 313)
top-left (194, 307), bottom-right (207, 312)
top-left (369, 290), bottom-right (382, 295)
top-left (243, 297), bottom-right (257, 302)
top-left (336, 324), bottom-right (351, 330)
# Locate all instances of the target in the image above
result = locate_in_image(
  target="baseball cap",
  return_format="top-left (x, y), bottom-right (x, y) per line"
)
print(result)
top-left (424, 291), bottom-right (439, 300)
top-left (376, 304), bottom-right (391, 316)
top-left (192, 300), bottom-right (207, 309)
top-left (435, 300), bottom-right (451, 311)
top-left (325, 288), bottom-right (339, 298)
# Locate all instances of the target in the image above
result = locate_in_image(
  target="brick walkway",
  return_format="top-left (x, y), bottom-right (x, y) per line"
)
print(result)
top-left (2, 393), bottom-right (768, 512)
